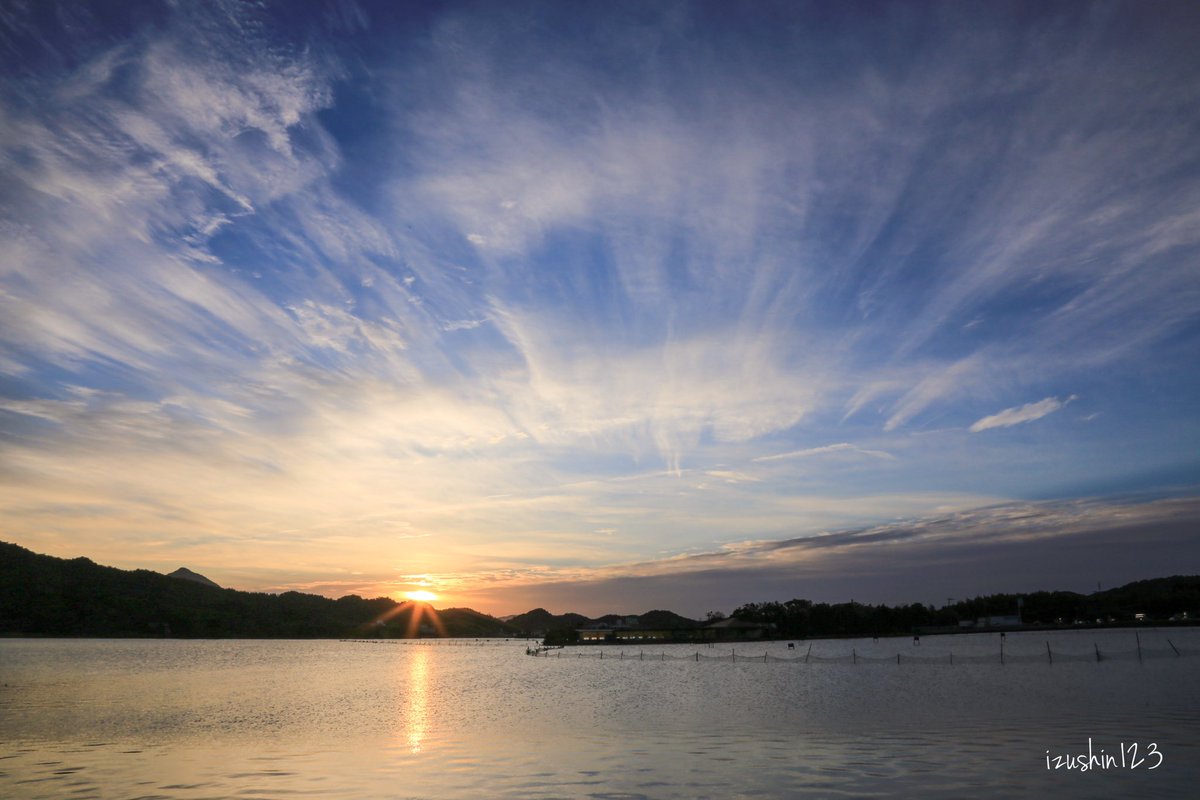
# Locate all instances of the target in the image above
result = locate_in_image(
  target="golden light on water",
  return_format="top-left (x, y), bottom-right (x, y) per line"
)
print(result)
top-left (404, 648), bottom-right (429, 754)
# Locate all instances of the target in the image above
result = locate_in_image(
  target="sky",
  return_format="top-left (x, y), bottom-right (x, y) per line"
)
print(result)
top-left (1, 0), bottom-right (1198, 618)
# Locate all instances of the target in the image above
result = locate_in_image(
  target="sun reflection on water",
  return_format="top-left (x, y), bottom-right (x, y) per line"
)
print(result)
top-left (404, 648), bottom-right (430, 754)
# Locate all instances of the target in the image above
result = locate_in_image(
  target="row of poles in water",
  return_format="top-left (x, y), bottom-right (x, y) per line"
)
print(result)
top-left (527, 631), bottom-right (1184, 663)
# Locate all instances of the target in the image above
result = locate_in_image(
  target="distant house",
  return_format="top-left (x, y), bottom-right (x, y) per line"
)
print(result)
top-left (613, 628), bottom-right (671, 641)
top-left (578, 627), bottom-right (611, 642)
top-left (577, 625), bottom-right (686, 643)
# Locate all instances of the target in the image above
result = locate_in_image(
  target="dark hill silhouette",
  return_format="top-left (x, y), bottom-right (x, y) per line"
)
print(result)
top-left (0, 541), bottom-right (517, 638)
top-left (506, 607), bottom-right (590, 633)
top-left (439, 607), bottom-right (519, 637)
top-left (167, 567), bottom-right (220, 588)
top-left (506, 609), bottom-right (703, 638)
top-left (638, 609), bottom-right (701, 629)
top-left (3, 541), bottom-right (1195, 639)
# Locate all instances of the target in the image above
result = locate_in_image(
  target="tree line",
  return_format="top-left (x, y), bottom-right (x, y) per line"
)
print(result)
top-left (729, 576), bottom-right (1200, 637)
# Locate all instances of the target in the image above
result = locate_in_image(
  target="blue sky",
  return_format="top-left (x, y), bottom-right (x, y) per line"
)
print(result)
top-left (1, 1), bottom-right (1198, 616)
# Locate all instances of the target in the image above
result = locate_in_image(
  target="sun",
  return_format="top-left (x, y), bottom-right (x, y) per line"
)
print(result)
top-left (404, 590), bottom-right (437, 603)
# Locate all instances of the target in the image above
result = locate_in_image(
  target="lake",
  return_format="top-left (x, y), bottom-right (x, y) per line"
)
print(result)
top-left (2, 628), bottom-right (1197, 798)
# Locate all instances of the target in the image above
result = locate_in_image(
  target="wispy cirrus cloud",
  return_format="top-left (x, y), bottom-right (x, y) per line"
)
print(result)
top-left (1, 2), bottom-right (1198, 610)
top-left (753, 443), bottom-right (896, 463)
top-left (970, 396), bottom-right (1077, 433)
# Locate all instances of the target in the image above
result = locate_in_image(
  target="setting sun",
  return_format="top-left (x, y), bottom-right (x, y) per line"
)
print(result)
top-left (404, 590), bottom-right (437, 603)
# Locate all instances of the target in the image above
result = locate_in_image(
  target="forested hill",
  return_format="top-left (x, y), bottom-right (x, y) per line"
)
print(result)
top-left (504, 607), bottom-right (591, 633)
top-left (0, 541), bottom-right (518, 638)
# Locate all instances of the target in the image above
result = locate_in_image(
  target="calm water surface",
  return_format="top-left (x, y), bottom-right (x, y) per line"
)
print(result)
top-left (2, 628), bottom-right (1197, 798)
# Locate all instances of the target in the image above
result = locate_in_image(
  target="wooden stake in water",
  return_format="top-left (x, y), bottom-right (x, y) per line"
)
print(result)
top-left (1046, 641), bottom-right (1052, 664)
top-left (1136, 631), bottom-right (1143, 662)
top-left (805, 643), bottom-right (812, 664)
top-left (1094, 643), bottom-right (1102, 662)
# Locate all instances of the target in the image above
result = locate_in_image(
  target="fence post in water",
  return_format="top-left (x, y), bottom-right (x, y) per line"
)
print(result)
top-left (852, 648), bottom-right (857, 665)
top-left (897, 653), bottom-right (900, 665)
top-left (1047, 641), bottom-right (1052, 665)
top-left (805, 643), bottom-right (812, 663)
top-left (1094, 643), bottom-right (1102, 662)
top-left (1136, 631), bottom-right (1143, 662)
top-left (1000, 636), bottom-right (1005, 665)
top-left (1168, 638), bottom-right (1180, 656)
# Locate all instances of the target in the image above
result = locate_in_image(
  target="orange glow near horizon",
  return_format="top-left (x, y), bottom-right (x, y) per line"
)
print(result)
top-left (404, 590), bottom-right (437, 602)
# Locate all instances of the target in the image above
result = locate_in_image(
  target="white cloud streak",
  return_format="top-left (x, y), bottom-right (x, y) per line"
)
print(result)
top-left (753, 443), bottom-right (896, 463)
top-left (1, 3), bottom-right (1198, 599)
top-left (970, 395), bottom-right (1077, 433)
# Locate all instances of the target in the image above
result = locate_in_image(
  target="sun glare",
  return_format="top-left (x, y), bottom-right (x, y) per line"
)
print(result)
top-left (404, 590), bottom-right (437, 603)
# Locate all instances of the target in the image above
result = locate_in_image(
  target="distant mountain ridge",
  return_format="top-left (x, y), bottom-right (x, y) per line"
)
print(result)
top-left (0, 541), bottom-right (521, 638)
top-left (167, 567), bottom-right (220, 588)
top-left (505, 607), bottom-right (591, 633)
top-left (0, 542), bottom-right (699, 639)
top-left (502, 607), bottom-right (703, 634)
top-left (3, 541), bottom-right (1194, 640)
